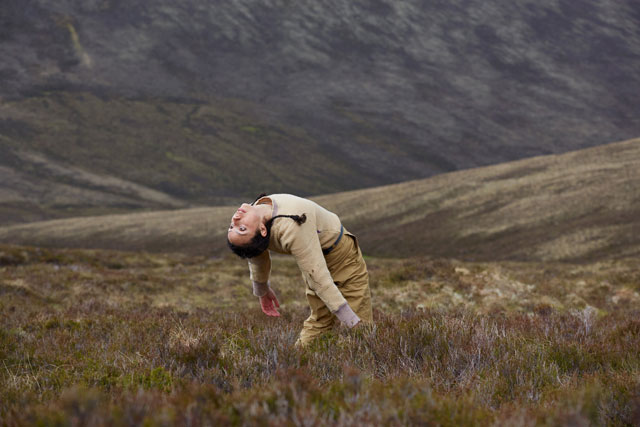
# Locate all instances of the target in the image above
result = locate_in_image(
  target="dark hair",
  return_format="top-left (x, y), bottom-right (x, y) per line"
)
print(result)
top-left (227, 204), bottom-right (307, 259)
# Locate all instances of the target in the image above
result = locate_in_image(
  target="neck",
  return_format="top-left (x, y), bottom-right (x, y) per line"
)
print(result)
top-left (257, 203), bottom-right (273, 223)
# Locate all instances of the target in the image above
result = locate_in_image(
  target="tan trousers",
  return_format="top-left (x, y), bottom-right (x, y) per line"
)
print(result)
top-left (297, 232), bottom-right (373, 346)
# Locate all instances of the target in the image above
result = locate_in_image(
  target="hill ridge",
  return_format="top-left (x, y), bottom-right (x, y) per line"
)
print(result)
top-left (1, 138), bottom-right (638, 262)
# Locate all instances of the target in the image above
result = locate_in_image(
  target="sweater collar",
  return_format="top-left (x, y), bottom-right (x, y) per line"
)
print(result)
top-left (255, 195), bottom-right (277, 220)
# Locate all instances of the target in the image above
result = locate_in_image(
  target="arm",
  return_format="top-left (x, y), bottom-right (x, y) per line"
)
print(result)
top-left (281, 218), bottom-right (360, 327)
top-left (248, 250), bottom-right (280, 317)
top-left (248, 249), bottom-right (271, 297)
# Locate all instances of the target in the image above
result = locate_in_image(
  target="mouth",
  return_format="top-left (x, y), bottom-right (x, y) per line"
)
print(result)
top-left (237, 208), bottom-right (246, 214)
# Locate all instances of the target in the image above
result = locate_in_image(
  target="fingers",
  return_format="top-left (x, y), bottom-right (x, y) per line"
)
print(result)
top-left (266, 289), bottom-right (280, 309)
top-left (260, 296), bottom-right (280, 317)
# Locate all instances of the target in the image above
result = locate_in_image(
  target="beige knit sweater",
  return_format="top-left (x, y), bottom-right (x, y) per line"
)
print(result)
top-left (248, 194), bottom-right (359, 325)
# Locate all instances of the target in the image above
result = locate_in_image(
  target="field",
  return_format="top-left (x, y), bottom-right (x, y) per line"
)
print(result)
top-left (1, 244), bottom-right (639, 425)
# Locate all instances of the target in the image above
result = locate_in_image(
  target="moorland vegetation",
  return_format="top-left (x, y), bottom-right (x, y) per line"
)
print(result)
top-left (1, 139), bottom-right (638, 424)
top-left (1, 245), bottom-right (639, 425)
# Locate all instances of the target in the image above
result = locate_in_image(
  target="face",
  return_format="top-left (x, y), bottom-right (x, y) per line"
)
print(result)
top-left (227, 203), bottom-right (266, 246)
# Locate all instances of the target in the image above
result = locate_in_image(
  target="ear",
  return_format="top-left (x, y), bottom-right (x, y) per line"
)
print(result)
top-left (259, 222), bottom-right (268, 237)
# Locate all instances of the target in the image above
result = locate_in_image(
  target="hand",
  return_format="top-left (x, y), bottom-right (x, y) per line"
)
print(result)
top-left (259, 288), bottom-right (280, 317)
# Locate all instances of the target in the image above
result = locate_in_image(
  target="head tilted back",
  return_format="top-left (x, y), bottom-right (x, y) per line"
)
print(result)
top-left (227, 195), bottom-right (307, 258)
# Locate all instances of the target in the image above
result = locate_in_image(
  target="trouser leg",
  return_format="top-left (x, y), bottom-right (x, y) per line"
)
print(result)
top-left (296, 287), bottom-right (336, 346)
top-left (297, 234), bottom-right (373, 346)
top-left (336, 248), bottom-right (373, 323)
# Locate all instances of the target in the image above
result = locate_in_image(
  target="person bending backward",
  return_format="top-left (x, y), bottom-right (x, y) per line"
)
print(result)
top-left (227, 193), bottom-right (373, 346)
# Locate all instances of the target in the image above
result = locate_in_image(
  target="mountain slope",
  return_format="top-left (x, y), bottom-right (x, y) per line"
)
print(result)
top-left (1, 0), bottom-right (639, 222)
top-left (0, 93), bottom-right (362, 224)
top-left (1, 138), bottom-right (637, 262)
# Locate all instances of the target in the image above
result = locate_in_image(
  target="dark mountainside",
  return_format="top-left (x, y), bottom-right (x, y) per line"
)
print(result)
top-left (1, 0), bottom-right (639, 223)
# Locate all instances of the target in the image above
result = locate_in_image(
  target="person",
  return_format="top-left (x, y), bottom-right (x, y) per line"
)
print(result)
top-left (226, 193), bottom-right (373, 346)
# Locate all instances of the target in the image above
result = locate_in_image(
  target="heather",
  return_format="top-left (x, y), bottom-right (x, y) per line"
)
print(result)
top-left (1, 245), bottom-right (639, 425)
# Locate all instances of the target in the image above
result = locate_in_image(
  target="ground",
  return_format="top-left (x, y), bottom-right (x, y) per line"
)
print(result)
top-left (1, 244), bottom-right (639, 425)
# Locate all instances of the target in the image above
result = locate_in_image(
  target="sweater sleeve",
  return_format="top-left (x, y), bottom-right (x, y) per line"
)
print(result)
top-left (278, 215), bottom-right (348, 313)
top-left (248, 249), bottom-right (271, 297)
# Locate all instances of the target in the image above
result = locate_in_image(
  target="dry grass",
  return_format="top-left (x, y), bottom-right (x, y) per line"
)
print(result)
top-left (1, 244), bottom-right (639, 425)
top-left (1, 138), bottom-right (638, 262)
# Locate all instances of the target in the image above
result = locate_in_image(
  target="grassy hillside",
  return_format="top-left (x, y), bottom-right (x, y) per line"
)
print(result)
top-left (2, 0), bottom-right (639, 223)
top-left (1, 244), bottom-right (639, 424)
top-left (318, 137), bottom-right (640, 262)
top-left (0, 139), bottom-right (637, 262)
top-left (0, 92), bottom-right (361, 225)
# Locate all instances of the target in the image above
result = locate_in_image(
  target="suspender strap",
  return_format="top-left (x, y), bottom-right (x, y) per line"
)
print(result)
top-left (322, 225), bottom-right (344, 256)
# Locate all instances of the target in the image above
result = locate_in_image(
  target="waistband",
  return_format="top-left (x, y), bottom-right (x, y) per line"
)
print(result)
top-left (322, 225), bottom-right (344, 256)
